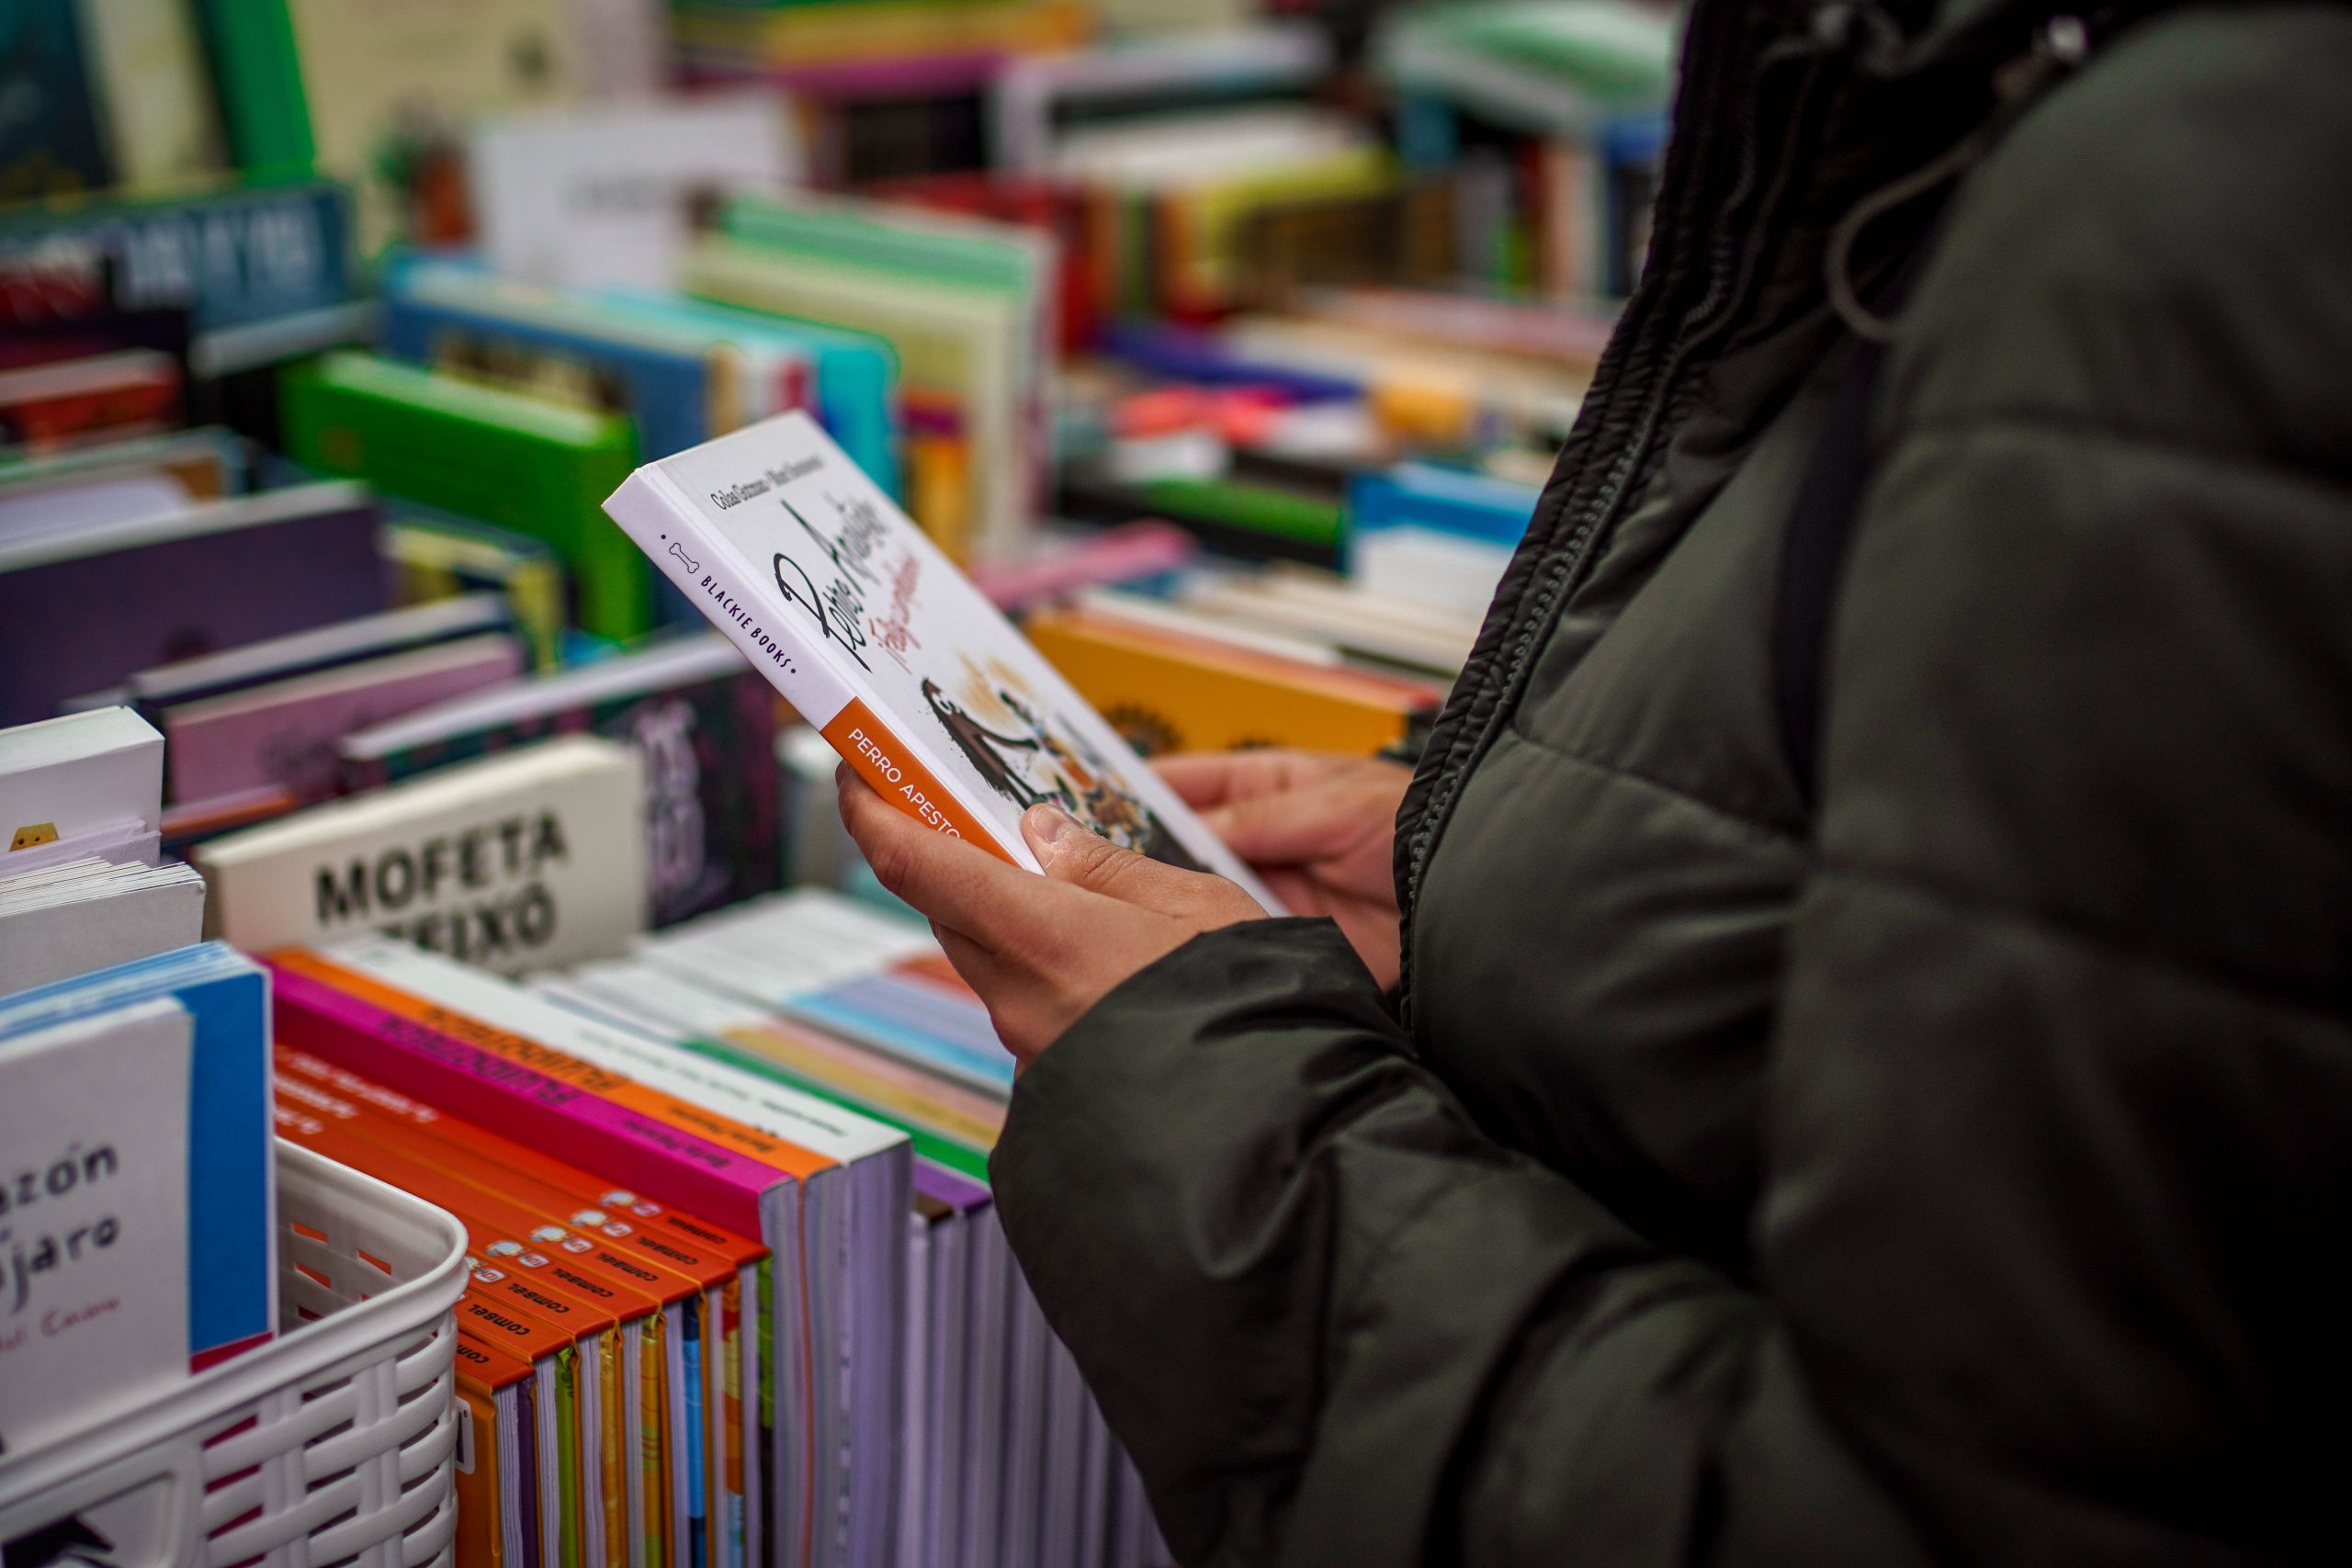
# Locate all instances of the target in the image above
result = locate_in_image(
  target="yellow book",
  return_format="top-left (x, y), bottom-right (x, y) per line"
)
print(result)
top-left (673, 0), bottom-right (1092, 64)
top-left (1023, 604), bottom-right (1442, 757)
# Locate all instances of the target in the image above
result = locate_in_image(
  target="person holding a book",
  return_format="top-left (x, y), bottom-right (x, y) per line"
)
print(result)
top-left (841, 0), bottom-right (2352, 1561)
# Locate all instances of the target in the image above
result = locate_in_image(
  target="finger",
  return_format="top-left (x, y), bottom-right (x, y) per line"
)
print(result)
top-left (1201, 775), bottom-right (1385, 866)
top-left (1151, 749), bottom-right (1338, 809)
top-left (838, 771), bottom-right (1042, 939)
top-left (1021, 803), bottom-right (1258, 917)
top-left (930, 919), bottom-right (1019, 999)
top-left (932, 921), bottom-right (1051, 1067)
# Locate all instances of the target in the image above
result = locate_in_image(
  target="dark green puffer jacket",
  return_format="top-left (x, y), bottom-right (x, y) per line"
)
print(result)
top-left (993, 2), bottom-right (2352, 1562)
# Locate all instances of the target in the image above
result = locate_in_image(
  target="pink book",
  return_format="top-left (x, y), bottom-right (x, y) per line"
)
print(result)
top-left (163, 632), bottom-right (526, 803)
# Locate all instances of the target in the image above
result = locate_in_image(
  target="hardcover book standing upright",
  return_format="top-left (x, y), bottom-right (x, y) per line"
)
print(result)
top-left (603, 412), bottom-right (1280, 908)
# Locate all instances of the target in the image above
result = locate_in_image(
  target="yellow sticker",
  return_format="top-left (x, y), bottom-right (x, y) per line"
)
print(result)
top-left (8, 823), bottom-right (60, 852)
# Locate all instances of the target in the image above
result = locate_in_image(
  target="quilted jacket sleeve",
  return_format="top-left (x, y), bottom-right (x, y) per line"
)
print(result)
top-left (989, 13), bottom-right (2352, 1567)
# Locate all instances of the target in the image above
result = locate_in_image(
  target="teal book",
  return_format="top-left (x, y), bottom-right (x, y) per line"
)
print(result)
top-left (0, 2), bottom-right (112, 199)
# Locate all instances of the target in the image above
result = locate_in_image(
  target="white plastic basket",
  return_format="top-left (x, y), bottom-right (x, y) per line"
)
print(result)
top-left (0, 1141), bottom-right (469, 1568)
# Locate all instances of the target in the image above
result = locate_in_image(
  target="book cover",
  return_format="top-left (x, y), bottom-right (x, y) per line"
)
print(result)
top-left (275, 0), bottom-right (582, 251)
top-left (450, 1330), bottom-right (540, 1568)
top-left (75, 0), bottom-right (227, 190)
top-left (0, 2), bottom-right (111, 200)
top-left (0, 429), bottom-right (244, 551)
top-left (196, 735), bottom-right (648, 975)
top-left (0, 997), bottom-right (191, 1455)
top-left (714, 190), bottom-right (1054, 555)
top-left (1023, 603), bottom-right (1441, 757)
top-left (677, 237), bottom-right (1019, 561)
top-left (380, 270), bottom-right (728, 468)
top-left (0, 482), bottom-right (386, 728)
top-left (124, 593), bottom-right (516, 716)
top-left (0, 943), bottom-right (276, 1371)
top-left (279, 353), bottom-right (646, 642)
top-left (1, 706), bottom-right (163, 855)
top-left (338, 636), bottom-right (781, 929)
top-left (379, 517), bottom-right (568, 675)
top-left (471, 96), bottom-right (801, 291)
top-left (0, 178), bottom-right (356, 335)
top-left (603, 412), bottom-right (1279, 904)
top-left (585, 288), bottom-right (897, 502)
top-left (162, 632), bottom-right (527, 804)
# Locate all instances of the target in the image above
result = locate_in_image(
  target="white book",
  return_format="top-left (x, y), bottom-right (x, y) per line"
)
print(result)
top-left (603, 412), bottom-right (1279, 908)
top-left (471, 95), bottom-right (799, 290)
top-left (195, 735), bottom-right (645, 976)
top-left (0, 857), bottom-right (207, 995)
top-left (0, 707), bottom-right (164, 859)
top-left (0, 996), bottom-right (194, 1454)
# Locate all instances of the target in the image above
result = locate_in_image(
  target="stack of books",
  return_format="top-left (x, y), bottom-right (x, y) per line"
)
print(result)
top-left (1377, 0), bottom-right (1675, 301)
top-left (0, 707), bottom-right (202, 993)
top-left (261, 930), bottom-right (1170, 1568)
top-left (672, 0), bottom-right (1094, 186)
top-left (684, 191), bottom-right (1056, 562)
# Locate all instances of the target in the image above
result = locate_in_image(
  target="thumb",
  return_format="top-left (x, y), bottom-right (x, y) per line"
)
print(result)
top-left (1021, 803), bottom-right (1193, 907)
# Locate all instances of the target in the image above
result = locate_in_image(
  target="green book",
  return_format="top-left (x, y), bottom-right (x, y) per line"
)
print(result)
top-left (279, 352), bottom-right (648, 639)
top-left (680, 1032), bottom-right (990, 1184)
top-left (193, 0), bottom-right (313, 173)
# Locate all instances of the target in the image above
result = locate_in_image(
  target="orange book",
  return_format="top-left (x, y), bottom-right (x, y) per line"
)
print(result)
top-left (277, 1047), bottom-right (760, 1568)
top-left (266, 940), bottom-right (922, 1568)
top-left (453, 1332), bottom-right (537, 1568)
top-left (278, 1102), bottom-right (657, 1568)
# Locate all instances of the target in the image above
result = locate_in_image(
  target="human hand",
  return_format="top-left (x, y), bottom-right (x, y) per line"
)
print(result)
top-left (836, 768), bottom-right (1269, 1066)
top-left (1154, 750), bottom-right (1409, 989)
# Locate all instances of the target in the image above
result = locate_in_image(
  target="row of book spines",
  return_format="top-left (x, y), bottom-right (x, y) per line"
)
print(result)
top-left (278, 1100), bottom-right (679, 1568)
top-left (272, 1039), bottom-right (763, 1568)
top-left (269, 951), bottom-right (828, 1229)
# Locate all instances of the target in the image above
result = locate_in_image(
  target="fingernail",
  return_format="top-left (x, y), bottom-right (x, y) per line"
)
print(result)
top-left (1025, 804), bottom-right (1081, 846)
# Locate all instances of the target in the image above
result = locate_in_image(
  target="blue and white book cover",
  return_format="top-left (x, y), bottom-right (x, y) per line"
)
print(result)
top-left (0, 997), bottom-right (193, 1453)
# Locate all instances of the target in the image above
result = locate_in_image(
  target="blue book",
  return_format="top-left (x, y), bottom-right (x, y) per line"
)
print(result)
top-left (1345, 462), bottom-right (1542, 614)
top-left (0, 178), bottom-right (357, 336)
top-left (0, 942), bottom-right (275, 1368)
top-left (783, 975), bottom-right (1012, 1098)
top-left (1348, 462), bottom-right (1541, 550)
top-left (585, 287), bottom-right (902, 500)
top-left (381, 265), bottom-right (718, 463)
top-left (1094, 321), bottom-right (1361, 404)
top-left (0, 2), bottom-right (111, 198)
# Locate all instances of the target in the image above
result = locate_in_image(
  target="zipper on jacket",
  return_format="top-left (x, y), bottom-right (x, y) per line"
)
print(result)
top-left (1393, 26), bottom-right (1838, 1022)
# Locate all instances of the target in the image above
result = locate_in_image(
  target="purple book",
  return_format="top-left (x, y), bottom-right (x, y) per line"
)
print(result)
top-left (162, 631), bottom-right (525, 803)
top-left (0, 482), bottom-right (387, 726)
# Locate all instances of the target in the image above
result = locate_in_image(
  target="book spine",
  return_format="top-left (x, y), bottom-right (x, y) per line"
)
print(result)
top-left (268, 962), bottom-right (773, 1235)
top-left (605, 469), bottom-right (1015, 863)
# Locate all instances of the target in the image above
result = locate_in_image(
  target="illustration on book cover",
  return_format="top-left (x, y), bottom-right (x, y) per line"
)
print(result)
top-left (920, 665), bottom-right (1203, 871)
top-left (758, 475), bottom-right (1204, 870)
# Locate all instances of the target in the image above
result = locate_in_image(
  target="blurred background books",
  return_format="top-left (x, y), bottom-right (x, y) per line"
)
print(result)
top-left (0, 0), bottom-right (1677, 1562)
